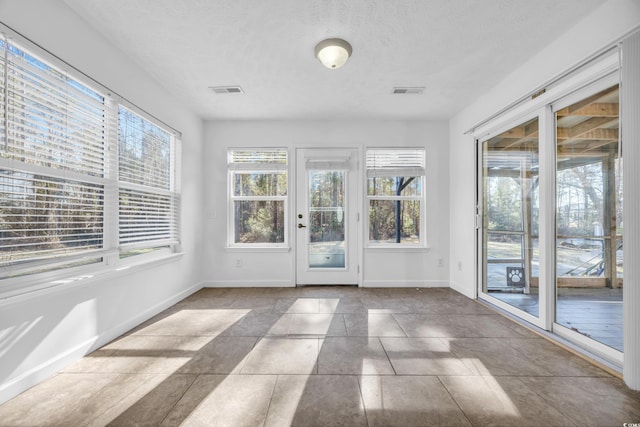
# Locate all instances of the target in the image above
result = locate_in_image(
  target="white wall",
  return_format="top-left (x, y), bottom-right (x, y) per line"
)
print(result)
top-left (448, 0), bottom-right (640, 298)
top-left (0, 1), bottom-right (204, 404)
top-left (203, 120), bottom-right (450, 287)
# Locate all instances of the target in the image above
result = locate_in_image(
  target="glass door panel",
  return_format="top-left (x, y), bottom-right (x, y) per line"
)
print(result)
top-left (308, 170), bottom-right (346, 269)
top-left (295, 148), bottom-right (358, 285)
top-left (555, 84), bottom-right (622, 352)
top-left (481, 117), bottom-right (540, 318)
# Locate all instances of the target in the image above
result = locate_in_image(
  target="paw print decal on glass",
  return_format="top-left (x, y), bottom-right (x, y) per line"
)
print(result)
top-left (506, 267), bottom-right (525, 287)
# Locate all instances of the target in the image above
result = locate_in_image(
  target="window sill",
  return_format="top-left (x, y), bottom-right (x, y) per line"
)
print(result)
top-left (225, 246), bottom-right (291, 253)
top-left (0, 252), bottom-right (184, 307)
top-left (366, 245), bottom-right (429, 252)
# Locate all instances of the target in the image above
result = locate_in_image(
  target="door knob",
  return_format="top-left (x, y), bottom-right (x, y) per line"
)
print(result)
top-left (298, 223), bottom-right (307, 228)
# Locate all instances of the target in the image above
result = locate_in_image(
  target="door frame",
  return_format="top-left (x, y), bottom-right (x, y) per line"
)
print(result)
top-left (474, 109), bottom-right (548, 330)
top-left (293, 147), bottom-right (362, 286)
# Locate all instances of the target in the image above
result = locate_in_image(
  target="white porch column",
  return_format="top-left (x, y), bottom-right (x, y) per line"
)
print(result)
top-left (622, 29), bottom-right (640, 391)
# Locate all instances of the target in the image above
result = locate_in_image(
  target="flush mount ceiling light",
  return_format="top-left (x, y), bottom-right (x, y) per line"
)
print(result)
top-left (314, 38), bottom-right (352, 69)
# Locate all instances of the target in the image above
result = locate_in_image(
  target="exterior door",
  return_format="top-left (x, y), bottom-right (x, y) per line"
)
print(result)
top-left (296, 148), bottom-right (359, 285)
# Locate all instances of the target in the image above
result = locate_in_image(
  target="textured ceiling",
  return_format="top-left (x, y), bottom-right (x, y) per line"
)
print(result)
top-left (63, 0), bottom-right (606, 120)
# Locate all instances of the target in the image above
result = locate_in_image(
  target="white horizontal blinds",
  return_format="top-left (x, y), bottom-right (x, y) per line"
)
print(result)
top-left (3, 39), bottom-right (105, 177)
top-left (119, 107), bottom-right (171, 189)
top-left (366, 148), bottom-right (426, 177)
top-left (0, 37), bottom-right (107, 272)
top-left (0, 172), bottom-right (104, 268)
top-left (1, 39), bottom-right (6, 149)
top-left (305, 158), bottom-right (351, 170)
top-left (118, 106), bottom-right (178, 248)
top-left (118, 189), bottom-right (178, 247)
top-left (0, 30), bottom-right (182, 281)
top-left (228, 149), bottom-right (287, 170)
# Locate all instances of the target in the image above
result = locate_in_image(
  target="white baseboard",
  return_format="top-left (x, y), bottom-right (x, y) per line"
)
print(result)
top-left (0, 339), bottom-right (94, 406)
top-left (203, 280), bottom-right (295, 288)
top-left (361, 280), bottom-right (448, 288)
top-left (0, 281), bottom-right (203, 405)
top-left (204, 280), bottom-right (448, 289)
top-left (449, 280), bottom-right (476, 299)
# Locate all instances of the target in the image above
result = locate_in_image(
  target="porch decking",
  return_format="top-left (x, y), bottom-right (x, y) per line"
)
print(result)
top-left (489, 289), bottom-right (623, 351)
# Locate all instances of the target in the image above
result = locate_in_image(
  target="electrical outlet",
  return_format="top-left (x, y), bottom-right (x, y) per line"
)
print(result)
top-left (458, 261), bottom-right (462, 271)
top-left (235, 258), bottom-right (242, 268)
top-left (438, 258), bottom-right (444, 267)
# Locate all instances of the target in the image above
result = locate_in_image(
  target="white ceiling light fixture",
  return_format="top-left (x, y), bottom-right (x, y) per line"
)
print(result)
top-left (314, 38), bottom-right (352, 69)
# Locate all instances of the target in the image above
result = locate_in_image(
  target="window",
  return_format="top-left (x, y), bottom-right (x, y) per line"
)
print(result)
top-left (0, 37), bottom-right (107, 279)
top-left (228, 149), bottom-right (287, 246)
top-left (118, 107), bottom-right (179, 256)
top-left (0, 34), bottom-right (180, 284)
top-left (366, 148), bottom-right (425, 246)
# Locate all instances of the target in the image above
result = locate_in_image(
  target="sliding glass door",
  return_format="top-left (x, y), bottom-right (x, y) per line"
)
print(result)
top-left (554, 83), bottom-right (623, 358)
top-left (477, 73), bottom-right (623, 365)
top-left (480, 117), bottom-right (540, 322)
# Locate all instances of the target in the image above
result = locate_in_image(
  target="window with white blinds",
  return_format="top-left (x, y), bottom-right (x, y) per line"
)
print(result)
top-left (118, 107), bottom-right (179, 250)
top-left (0, 37), bottom-right (108, 278)
top-left (0, 172), bottom-right (105, 275)
top-left (366, 148), bottom-right (426, 177)
top-left (228, 149), bottom-right (288, 246)
top-left (0, 34), bottom-right (180, 283)
top-left (366, 148), bottom-right (426, 246)
top-left (228, 150), bottom-right (287, 169)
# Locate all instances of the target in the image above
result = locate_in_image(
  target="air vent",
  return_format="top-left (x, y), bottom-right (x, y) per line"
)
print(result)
top-left (392, 87), bottom-right (425, 95)
top-left (209, 86), bottom-right (244, 94)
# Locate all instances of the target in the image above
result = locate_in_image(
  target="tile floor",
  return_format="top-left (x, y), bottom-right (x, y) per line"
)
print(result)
top-left (1, 286), bottom-right (639, 426)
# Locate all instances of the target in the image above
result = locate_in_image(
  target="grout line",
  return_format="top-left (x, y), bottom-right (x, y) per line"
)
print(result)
top-left (261, 374), bottom-right (280, 427)
top-left (315, 338), bottom-right (320, 375)
top-left (354, 374), bottom-right (371, 427)
top-left (72, 372), bottom-right (149, 426)
top-left (391, 313), bottom-right (409, 337)
top-left (235, 336), bottom-right (261, 375)
top-left (436, 375), bottom-right (474, 427)
top-left (377, 337), bottom-right (397, 376)
top-left (158, 373), bottom-right (199, 425)
top-left (340, 314), bottom-right (348, 336)
top-left (512, 376), bottom-right (582, 427)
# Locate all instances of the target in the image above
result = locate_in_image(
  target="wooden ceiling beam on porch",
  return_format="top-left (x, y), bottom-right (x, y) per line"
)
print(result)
top-left (583, 139), bottom-right (620, 153)
top-left (502, 131), bottom-right (539, 150)
top-left (559, 117), bottom-right (617, 139)
top-left (557, 128), bottom-right (619, 141)
top-left (486, 117), bottom-right (538, 150)
top-left (556, 85), bottom-right (618, 117)
top-left (556, 148), bottom-right (608, 158)
top-left (557, 102), bottom-right (619, 118)
top-left (557, 142), bottom-right (617, 156)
